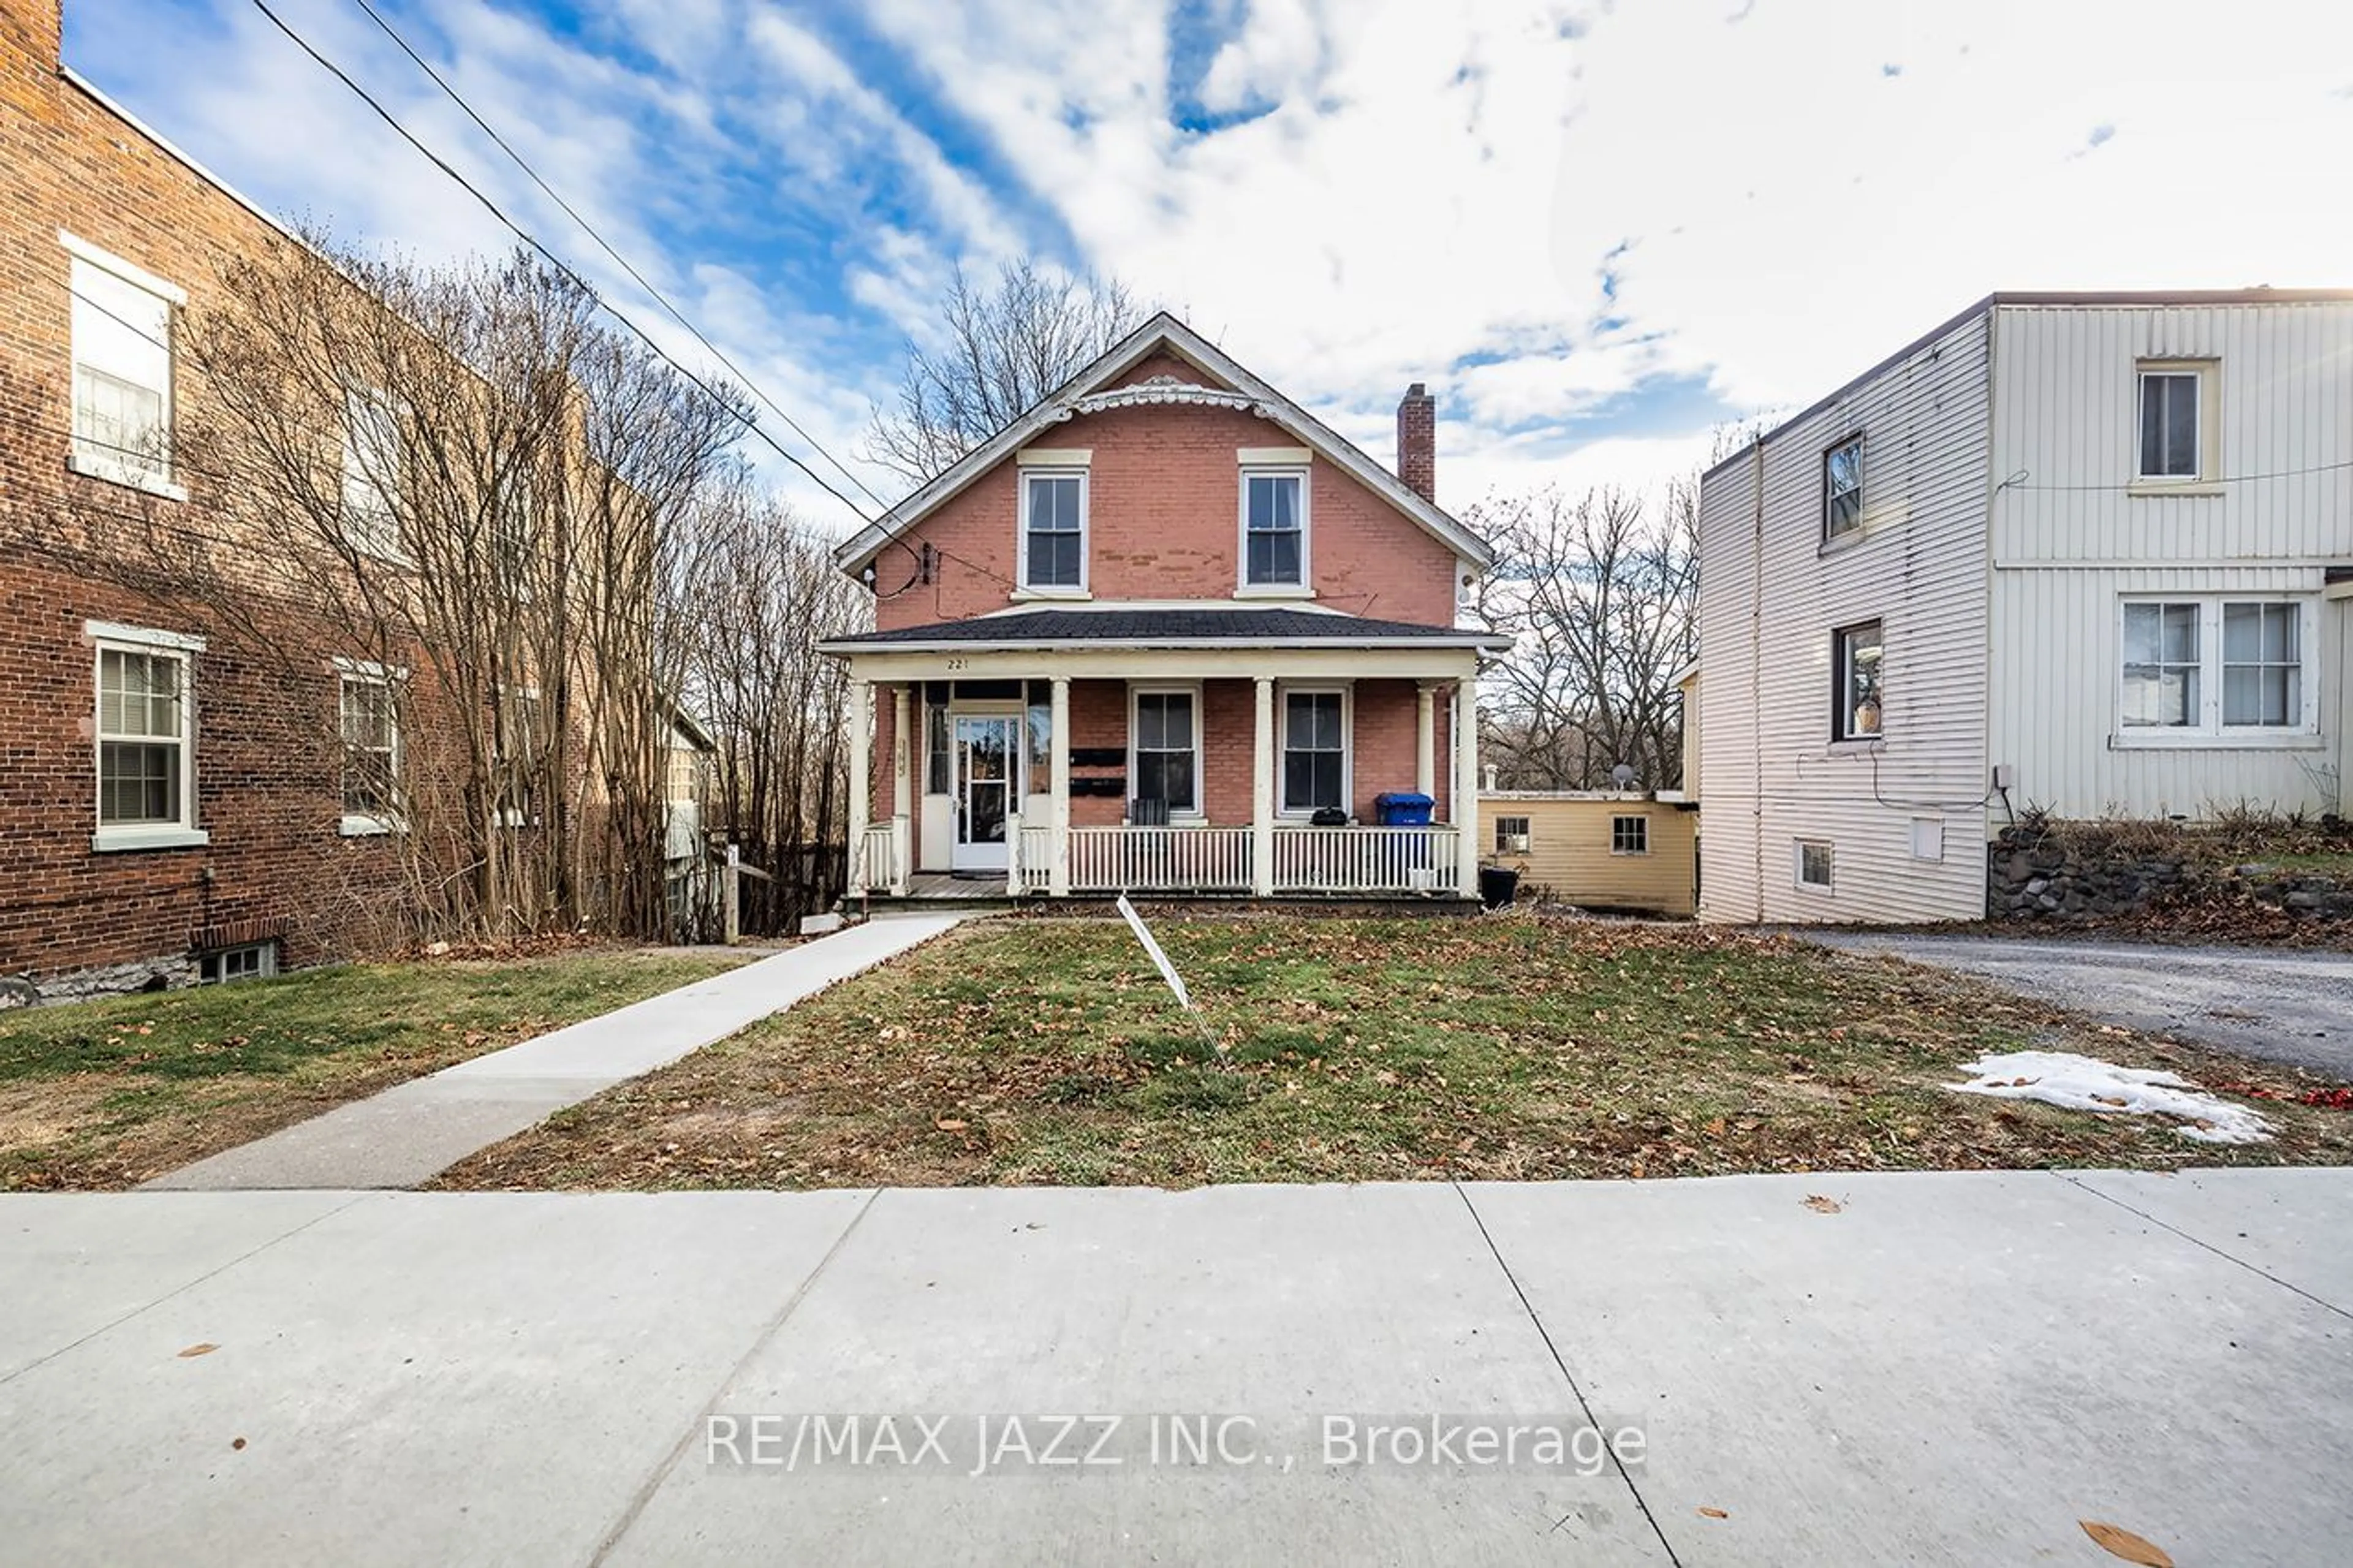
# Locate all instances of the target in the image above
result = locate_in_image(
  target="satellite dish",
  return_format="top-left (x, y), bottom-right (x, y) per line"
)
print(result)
top-left (1610, 763), bottom-right (1637, 790)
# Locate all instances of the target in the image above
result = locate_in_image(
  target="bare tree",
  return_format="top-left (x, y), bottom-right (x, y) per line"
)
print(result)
top-left (38, 233), bottom-right (751, 944)
top-left (863, 259), bottom-right (1147, 485)
top-left (1469, 482), bottom-right (1699, 792)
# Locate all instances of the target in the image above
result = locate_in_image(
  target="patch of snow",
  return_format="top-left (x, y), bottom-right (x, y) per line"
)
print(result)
top-left (1948, 1050), bottom-right (2273, 1145)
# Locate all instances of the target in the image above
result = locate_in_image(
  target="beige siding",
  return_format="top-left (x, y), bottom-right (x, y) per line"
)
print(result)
top-left (1696, 309), bottom-right (1995, 925)
top-left (1480, 797), bottom-right (1696, 916)
top-left (1987, 302), bottom-right (2353, 819)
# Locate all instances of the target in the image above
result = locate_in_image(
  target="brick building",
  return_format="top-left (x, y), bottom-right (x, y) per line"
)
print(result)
top-left (819, 313), bottom-right (1506, 901)
top-left (0, 0), bottom-right (423, 998)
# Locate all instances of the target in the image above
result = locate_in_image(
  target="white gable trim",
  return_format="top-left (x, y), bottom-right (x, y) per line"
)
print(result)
top-left (832, 312), bottom-right (1493, 575)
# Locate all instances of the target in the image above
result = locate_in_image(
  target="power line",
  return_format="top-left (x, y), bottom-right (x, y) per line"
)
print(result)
top-left (246, 0), bottom-right (884, 531)
top-left (1998, 457), bottom-right (2353, 492)
top-left (336, 0), bottom-right (893, 515)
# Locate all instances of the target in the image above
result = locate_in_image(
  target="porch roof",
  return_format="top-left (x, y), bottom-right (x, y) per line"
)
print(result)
top-left (819, 606), bottom-right (1512, 653)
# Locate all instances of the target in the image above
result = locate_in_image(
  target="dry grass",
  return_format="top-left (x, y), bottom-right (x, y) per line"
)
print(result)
top-left (0, 948), bottom-right (750, 1190)
top-left (434, 916), bottom-right (2353, 1192)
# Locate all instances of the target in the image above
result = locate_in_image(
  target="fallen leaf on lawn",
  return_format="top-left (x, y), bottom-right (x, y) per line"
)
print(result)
top-left (1704, 1117), bottom-right (1727, 1138)
top-left (1697, 1506), bottom-right (1729, 1520)
top-left (177, 1343), bottom-right (218, 1358)
top-left (1803, 1195), bottom-right (1843, 1214)
top-left (2079, 1520), bottom-right (2173, 1566)
top-left (934, 1118), bottom-right (968, 1132)
top-left (231, 1437), bottom-right (247, 1451)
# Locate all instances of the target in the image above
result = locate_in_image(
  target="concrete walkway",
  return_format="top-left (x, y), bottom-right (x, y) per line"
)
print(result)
top-left (4, 1168), bottom-right (2349, 1565)
top-left (145, 912), bottom-right (968, 1192)
top-left (1814, 931), bottom-right (2353, 1078)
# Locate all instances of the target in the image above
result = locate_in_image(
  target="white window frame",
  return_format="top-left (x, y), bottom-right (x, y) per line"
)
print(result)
top-left (1610, 814), bottom-right (1650, 856)
top-left (199, 941), bottom-right (278, 985)
top-left (2116, 596), bottom-right (2319, 748)
top-left (2134, 360), bottom-right (2218, 488)
top-left (1237, 464), bottom-right (1312, 596)
top-left (341, 385), bottom-right (407, 561)
top-left (62, 231), bottom-right (186, 501)
top-left (1127, 683), bottom-right (1203, 819)
top-left (1494, 815), bottom-right (1531, 853)
top-left (1277, 684), bottom-right (1351, 819)
top-left (335, 657), bottom-right (405, 836)
top-left (1822, 434), bottom-right (1863, 542)
top-left (1017, 468), bottom-right (1089, 596)
top-left (1795, 839), bottom-right (1834, 892)
top-left (87, 619), bottom-right (208, 852)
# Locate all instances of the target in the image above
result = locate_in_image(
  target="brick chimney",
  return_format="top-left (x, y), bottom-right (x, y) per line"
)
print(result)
top-left (2, 0), bottom-right (64, 73)
top-left (1396, 382), bottom-right (1436, 503)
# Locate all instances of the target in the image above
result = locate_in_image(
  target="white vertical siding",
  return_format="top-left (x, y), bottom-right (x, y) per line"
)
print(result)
top-left (1987, 301), bottom-right (2353, 819)
top-left (1696, 311), bottom-right (1994, 924)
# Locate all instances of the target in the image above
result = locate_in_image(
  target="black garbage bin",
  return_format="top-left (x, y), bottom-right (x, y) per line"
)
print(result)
top-left (1479, 865), bottom-right (1520, 910)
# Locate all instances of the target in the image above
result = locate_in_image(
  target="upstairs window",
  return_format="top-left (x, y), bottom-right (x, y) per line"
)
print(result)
top-left (66, 239), bottom-right (178, 492)
top-left (1243, 469), bottom-right (1308, 587)
top-left (1832, 621), bottom-right (1884, 741)
top-left (341, 388), bottom-right (403, 558)
top-left (1022, 471), bottom-right (1086, 590)
top-left (2137, 366), bottom-right (2203, 480)
top-left (1131, 689), bottom-right (1199, 816)
top-left (1823, 435), bottom-right (1863, 540)
top-left (1281, 689), bottom-right (1346, 814)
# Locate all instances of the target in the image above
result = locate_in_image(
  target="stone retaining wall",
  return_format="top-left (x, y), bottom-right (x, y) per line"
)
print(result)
top-left (1987, 825), bottom-right (2352, 925)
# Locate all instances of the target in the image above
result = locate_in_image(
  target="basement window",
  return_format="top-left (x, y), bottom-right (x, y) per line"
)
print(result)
top-left (1795, 840), bottom-right (1834, 892)
top-left (199, 941), bottom-right (277, 985)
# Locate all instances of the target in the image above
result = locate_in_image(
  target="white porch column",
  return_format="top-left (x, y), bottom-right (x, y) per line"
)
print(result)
top-left (1414, 683), bottom-right (1437, 800)
top-left (1252, 676), bottom-right (1275, 897)
top-left (1453, 673), bottom-right (1480, 895)
top-left (890, 684), bottom-right (913, 896)
top-left (1006, 806), bottom-right (1023, 898)
top-left (1049, 676), bottom-right (1071, 898)
top-left (846, 677), bottom-right (871, 893)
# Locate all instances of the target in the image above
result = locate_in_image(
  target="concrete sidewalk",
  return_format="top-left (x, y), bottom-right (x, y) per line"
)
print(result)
top-left (4, 1168), bottom-right (2349, 1565)
top-left (145, 912), bottom-right (968, 1191)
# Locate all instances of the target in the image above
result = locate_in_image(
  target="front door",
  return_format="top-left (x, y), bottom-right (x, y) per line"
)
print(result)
top-left (952, 715), bottom-right (1021, 872)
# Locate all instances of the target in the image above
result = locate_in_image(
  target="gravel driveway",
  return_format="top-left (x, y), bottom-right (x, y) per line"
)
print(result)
top-left (1811, 933), bottom-right (2353, 1079)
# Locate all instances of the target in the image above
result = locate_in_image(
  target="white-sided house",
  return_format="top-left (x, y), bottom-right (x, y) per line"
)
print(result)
top-left (1696, 289), bottom-right (2353, 925)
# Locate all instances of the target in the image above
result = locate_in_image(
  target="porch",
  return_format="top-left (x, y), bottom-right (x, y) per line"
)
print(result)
top-left (827, 622), bottom-right (1499, 902)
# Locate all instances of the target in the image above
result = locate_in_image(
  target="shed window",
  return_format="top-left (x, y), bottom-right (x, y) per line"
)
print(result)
top-left (1494, 815), bottom-right (1531, 853)
top-left (1610, 815), bottom-right (1650, 855)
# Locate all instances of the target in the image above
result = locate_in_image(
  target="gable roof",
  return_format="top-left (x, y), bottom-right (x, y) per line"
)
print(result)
top-left (834, 311), bottom-right (1493, 574)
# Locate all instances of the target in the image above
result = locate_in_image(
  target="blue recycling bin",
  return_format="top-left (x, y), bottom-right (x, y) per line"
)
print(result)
top-left (1373, 791), bottom-right (1435, 827)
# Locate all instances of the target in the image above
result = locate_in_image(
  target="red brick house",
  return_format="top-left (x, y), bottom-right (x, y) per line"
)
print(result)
top-left (0, 0), bottom-right (426, 999)
top-left (821, 314), bottom-right (1505, 900)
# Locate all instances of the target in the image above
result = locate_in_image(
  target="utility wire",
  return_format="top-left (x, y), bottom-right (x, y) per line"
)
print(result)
top-left (246, 0), bottom-right (882, 532)
top-left (336, 0), bottom-right (894, 515)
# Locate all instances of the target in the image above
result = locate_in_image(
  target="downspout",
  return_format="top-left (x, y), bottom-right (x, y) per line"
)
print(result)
top-left (1749, 433), bottom-right (1766, 925)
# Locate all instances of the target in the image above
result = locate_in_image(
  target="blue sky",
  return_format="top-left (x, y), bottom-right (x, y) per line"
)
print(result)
top-left (65, 0), bottom-right (2353, 530)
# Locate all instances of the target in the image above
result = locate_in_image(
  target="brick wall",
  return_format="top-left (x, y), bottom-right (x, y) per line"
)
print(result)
top-left (873, 392), bottom-right (1464, 629)
top-left (0, 1), bottom-right (414, 994)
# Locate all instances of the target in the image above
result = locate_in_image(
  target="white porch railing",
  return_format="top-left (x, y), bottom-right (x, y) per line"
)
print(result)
top-left (1271, 825), bottom-right (1461, 895)
top-left (857, 821), bottom-right (898, 893)
top-left (1017, 822), bottom-right (1055, 894)
top-left (1069, 825), bottom-right (1253, 893)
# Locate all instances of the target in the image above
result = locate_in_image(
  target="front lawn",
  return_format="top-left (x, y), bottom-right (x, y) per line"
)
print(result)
top-left (435, 918), bottom-right (2353, 1191)
top-left (0, 948), bottom-right (751, 1190)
